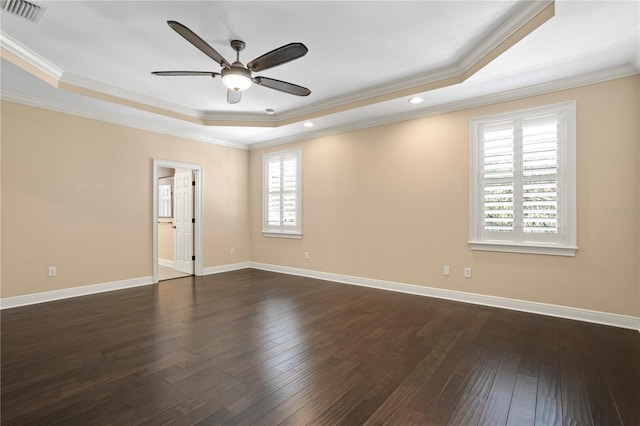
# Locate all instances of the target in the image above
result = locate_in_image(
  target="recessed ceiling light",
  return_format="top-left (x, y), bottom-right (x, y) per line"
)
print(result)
top-left (409, 97), bottom-right (423, 104)
top-left (265, 108), bottom-right (275, 115)
top-left (303, 122), bottom-right (314, 128)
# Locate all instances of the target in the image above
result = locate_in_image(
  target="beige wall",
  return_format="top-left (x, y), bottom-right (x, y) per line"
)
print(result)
top-left (250, 76), bottom-right (640, 317)
top-left (1, 101), bottom-right (250, 298)
top-left (1, 76), bottom-right (638, 318)
top-left (158, 222), bottom-right (174, 261)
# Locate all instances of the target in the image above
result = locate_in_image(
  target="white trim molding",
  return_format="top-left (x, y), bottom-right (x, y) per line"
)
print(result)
top-left (249, 262), bottom-right (640, 332)
top-left (248, 65), bottom-right (638, 151)
top-left (262, 148), bottom-right (303, 237)
top-left (2, 263), bottom-right (638, 332)
top-left (0, 262), bottom-right (251, 309)
top-left (0, 91), bottom-right (249, 151)
top-left (0, 2), bottom-right (555, 128)
top-left (158, 258), bottom-right (174, 268)
top-left (0, 276), bottom-right (153, 310)
top-left (152, 159), bottom-right (204, 284)
top-left (0, 32), bottom-right (63, 80)
top-left (469, 101), bottom-right (577, 256)
top-left (202, 262), bottom-right (251, 275)
top-left (262, 232), bottom-right (303, 239)
top-left (469, 241), bottom-right (578, 256)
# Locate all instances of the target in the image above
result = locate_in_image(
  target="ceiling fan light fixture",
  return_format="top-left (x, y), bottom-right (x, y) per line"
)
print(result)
top-left (153, 26), bottom-right (311, 104)
top-left (221, 63), bottom-right (253, 91)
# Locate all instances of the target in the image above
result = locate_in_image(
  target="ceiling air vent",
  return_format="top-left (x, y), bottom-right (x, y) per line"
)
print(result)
top-left (1, 0), bottom-right (46, 23)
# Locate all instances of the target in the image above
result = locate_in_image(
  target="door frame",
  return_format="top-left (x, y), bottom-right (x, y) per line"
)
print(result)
top-left (152, 159), bottom-right (203, 283)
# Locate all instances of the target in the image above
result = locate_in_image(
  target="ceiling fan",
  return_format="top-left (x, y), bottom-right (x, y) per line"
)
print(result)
top-left (152, 21), bottom-right (311, 104)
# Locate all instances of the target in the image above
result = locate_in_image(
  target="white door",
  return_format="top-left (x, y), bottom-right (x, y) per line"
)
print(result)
top-left (173, 170), bottom-right (194, 274)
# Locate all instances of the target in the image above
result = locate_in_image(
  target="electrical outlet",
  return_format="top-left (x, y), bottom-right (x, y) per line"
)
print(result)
top-left (443, 265), bottom-right (450, 276)
top-left (464, 267), bottom-right (472, 278)
top-left (304, 251), bottom-right (310, 260)
top-left (230, 248), bottom-right (235, 255)
top-left (48, 266), bottom-right (56, 277)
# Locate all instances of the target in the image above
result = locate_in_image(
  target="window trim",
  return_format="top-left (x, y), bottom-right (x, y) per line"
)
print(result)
top-left (469, 101), bottom-right (577, 256)
top-left (262, 148), bottom-right (302, 239)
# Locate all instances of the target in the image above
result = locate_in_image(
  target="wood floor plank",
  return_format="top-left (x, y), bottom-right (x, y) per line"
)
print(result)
top-left (278, 359), bottom-right (368, 425)
top-left (364, 349), bottom-right (446, 425)
top-left (559, 326), bottom-right (594, 426)
top-left (577, 327), bottom-right (624, 426)
top-left (421, 348), bottom-right (488, 425)
top-left (535, 365), bottom-right (563, 426)
top-left (227, 350), bottom-right (365, 425)
top-left (507, 373), bottom-right (538, 426)
top-left (607, 373), bottom-right (640, 426)
top-left (1, 269), bottom-right (639, 425)
top-left (478, 352), bottom-right (520, 426)
top-left (448, 351), bottom-right (501, 425)
top-left (505, 317), bottom-right (539, 426)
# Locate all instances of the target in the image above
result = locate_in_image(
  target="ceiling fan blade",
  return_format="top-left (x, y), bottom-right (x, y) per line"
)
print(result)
top-left (167, 21), bottom-right (231, 68)
top-left (254, 77), bottom-right (311, 96)
top-left (247, 43), bottom-right (308, 72)
top-left (151, 71), bottom-right (220, 77)
top-left (227, 89), bottom-right (242, 104)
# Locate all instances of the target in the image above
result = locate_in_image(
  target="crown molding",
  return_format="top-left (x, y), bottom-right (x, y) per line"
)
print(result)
top-left (60, 72), bottom-right (201, 120)
top-left (197, 108), bottom-right (280, 123)
top-left (0, 31), bottom-right (275, 127)
top-left (0, 31), bottom-right (62, 81)
top-left (0, 1), bottom-right (555, 127)
top-left (272, 0), bottom-right (555, 126)
top-left (3, 63), bottom-right (634, 152)
top-left (61, 73), bottom-right (278, 125)
top-left (457, 0), bottom-right (553, 74)
top-left (0, 90), bottom-right (249, 150)
top-left (249, 64), bottom-right (638, 150)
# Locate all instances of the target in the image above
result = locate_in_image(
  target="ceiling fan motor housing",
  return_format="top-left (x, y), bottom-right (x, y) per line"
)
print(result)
top-left (221, 63), bottom-right (253, 91)
top-left (153, 22), bottom-right (311, 101)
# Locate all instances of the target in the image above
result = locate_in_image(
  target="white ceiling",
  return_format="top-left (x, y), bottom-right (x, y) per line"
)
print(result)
top-left (1, 0), bottom-right (638, 149)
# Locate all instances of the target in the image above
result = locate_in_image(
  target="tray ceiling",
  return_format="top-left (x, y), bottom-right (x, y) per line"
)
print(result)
top-left (1, 1), bottom-right (638, 148)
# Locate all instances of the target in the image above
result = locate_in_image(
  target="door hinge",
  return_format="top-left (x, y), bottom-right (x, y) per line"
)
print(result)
top-left (192, 255), bottom-right (195, 261)
top-left (192, 218), bottom-right (195, 223)
top-left (192, 181), bottom-right (195, 186)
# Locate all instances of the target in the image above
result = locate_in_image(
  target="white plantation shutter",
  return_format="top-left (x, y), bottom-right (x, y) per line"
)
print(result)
top-left (522, 115), bottom-right (558, 237)
top-left (482, 121), bottom-right (515, 236)
top-left (263, 149), bottom-right (302, 237)
top-left (470, 102), bottom-right (576, 256)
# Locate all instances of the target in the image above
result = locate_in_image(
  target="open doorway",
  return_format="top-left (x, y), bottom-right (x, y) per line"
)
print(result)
top-left (152, 159), bottom-right (203, 283)
top-left (157, 167), bottom-right (192, 280)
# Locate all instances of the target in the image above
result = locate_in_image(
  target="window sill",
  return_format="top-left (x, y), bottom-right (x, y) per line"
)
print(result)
top-left (263, 232), bottom-right (303, 239)
top-left (469, 241), bottom-right (577, 257)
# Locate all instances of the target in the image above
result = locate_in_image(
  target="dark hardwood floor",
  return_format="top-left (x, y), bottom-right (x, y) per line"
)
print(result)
top-left (2, 269), bottom-right (639, 425)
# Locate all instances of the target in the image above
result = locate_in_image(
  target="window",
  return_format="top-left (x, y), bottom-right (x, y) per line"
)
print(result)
top-left (158, 183), bottom-right (172, 218)
top-left (469, 102), bottom-right (576, 256)
top-left (263, 149), bottom-right (302, 238)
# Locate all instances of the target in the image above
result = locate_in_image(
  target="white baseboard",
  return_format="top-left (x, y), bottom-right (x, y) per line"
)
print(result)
top-left (3, 262), bottom-right (638, 332)
top-left (0, 262), bottom-right (247, 310)
top-left (0, 276), bottom-right (154, 310)
top-left (158, 258), bottom-right (174, 268)
top-left (249, 262), bottom-right (640, 332)
top-left (202, 261), bottom-right (251, 275)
